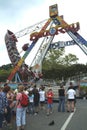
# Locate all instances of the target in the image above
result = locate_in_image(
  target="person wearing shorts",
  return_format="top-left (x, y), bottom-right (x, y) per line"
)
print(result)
top-left (67, 82), bottom-right (76, 112)
top-left (46, 89), bottom-right (54, 116)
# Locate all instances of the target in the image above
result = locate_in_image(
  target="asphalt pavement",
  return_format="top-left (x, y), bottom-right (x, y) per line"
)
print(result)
top-left (2, 99), bottom-right (87, 130)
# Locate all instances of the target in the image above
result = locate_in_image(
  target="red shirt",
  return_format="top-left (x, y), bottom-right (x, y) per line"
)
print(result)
top-left (46, 91), bottom-right (54, 104)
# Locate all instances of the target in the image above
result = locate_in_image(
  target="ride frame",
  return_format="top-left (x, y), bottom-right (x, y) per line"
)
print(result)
top-left (7, 4), bottom-right (87, 83)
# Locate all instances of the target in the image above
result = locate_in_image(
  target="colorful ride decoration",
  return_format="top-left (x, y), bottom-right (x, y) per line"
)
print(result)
top-left (5, 15), bottom-right (51, 82)
top-left (5, 30), bottom-right (35, 82)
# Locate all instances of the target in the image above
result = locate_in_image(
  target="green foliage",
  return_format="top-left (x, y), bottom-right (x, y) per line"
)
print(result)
top-left (0, 64), bottom-right (13, 82)
top-left (43, 48), bottom-right (65, 70)
top-left (0, 64), bottom-right (13, 70)
top-left (42, 49), bottom-right (86, 81)
top-left (63, 53), bottom-right (79, 66)
top-left (42, 63), bottom-right (87, 81)
top-left (0, 71), bottom-right (9, 82)
top-left (43, 49), bottom-right (79, 70)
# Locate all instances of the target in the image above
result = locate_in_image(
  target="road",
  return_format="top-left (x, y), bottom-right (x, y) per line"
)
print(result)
top-left (3, 99), bottom-right (87, 130)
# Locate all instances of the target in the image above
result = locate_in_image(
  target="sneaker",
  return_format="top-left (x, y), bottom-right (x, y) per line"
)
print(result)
top-left (47, 113), bottom-right (49, 116)
top-left (34, 113), bottom-right (37, 116)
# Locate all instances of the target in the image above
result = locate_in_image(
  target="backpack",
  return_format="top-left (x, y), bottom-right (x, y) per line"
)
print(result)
top-left (20, 93), bottom-right (29, 107)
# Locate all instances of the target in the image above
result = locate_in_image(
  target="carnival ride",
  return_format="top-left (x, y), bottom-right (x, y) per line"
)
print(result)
top-left (5, 4), bottom-right (87, 83)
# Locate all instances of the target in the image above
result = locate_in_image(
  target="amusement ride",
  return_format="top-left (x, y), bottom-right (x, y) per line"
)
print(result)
top-left (4, 4), bottom-right (87, 83)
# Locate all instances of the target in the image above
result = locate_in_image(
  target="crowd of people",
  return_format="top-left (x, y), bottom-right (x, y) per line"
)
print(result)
top-left (0, 82), bottom-right (76, 130)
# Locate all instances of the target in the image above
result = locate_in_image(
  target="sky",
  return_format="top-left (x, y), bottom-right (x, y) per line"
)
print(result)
top-left (0, 0), bottom-right (87, 67)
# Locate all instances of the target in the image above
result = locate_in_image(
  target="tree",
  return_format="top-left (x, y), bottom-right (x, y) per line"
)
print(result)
top-left (63, 53), bottom-right (79, 66)
top-left (42, 48), bottom-right (80, 81)
top-left (43, 49), bottom-right (79, 70)
top-left (43, 48), bottom-right (65, 69)
top-left (0, 64), bottom-right (13, 82)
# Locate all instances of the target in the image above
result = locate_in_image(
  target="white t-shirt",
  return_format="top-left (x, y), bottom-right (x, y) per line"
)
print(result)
top-left (67, 89), bottom-right (76, 99)
top-left (39, 90), bottom-right (45, 102)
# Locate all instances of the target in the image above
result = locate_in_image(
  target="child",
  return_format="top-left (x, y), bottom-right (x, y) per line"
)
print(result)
top-left (46, 88), bottom-right (54, 116)
top-left (28, 91), bottom-right (34, 115)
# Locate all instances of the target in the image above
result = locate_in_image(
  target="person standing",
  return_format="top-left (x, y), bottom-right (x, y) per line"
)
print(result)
top-left (67, 82), bottom-right (76, 112)
top-left (46, 88), bottom-right (54, 116)
top-left (28, 90), bottom-right (34, 115)
top-left (5, 88), bottom-right (14, 128)
top-left (39, 86), bottom-right (46, 110)
top-left (32, 85), bottom-right (40, 115)
top-left (58, 85), bottom-right (65, 112)
top-left (0, 86), bottom-right (9, 130)
top-left (16, 85), bottom-right (27, 130)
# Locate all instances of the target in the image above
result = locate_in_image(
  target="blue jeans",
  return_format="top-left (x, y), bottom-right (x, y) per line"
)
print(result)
top-left (4, 106), bottom-right (11, 124)
top-left (58, 96), bottom-right (65, 112)
top-left (28, 103), bottom-right (34, 114)
top-left (16, 107), bottom-right (26, 127)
